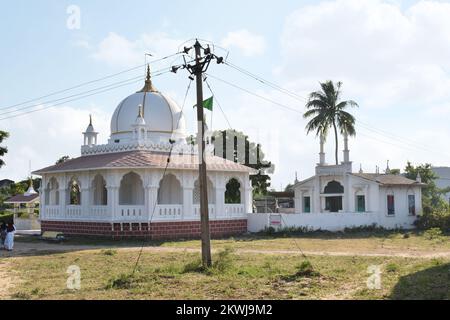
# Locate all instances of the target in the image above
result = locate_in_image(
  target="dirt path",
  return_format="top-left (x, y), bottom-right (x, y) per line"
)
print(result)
top-left (3, 241), bottom-right (450, 259)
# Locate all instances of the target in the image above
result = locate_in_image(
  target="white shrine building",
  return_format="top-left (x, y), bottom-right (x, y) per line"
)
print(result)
top-left (33, 69), bottom-right (254, 239)
top-left (248, 133), bottom-right (425, 232)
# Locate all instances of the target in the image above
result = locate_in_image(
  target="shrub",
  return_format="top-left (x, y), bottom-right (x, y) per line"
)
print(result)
top-left (415, 209), bottom-right (450, 232)
top-left (295, 260), bottom-right (318, 277)
top-left (423, 228), bottom-right (444, 240)
top-left (101, 249), bottom-right (117, 256)
top-left (212, 247), bottom-right (235, 273)
top-left (386, 263), bottom-right (399, 273)
top-left (106, 273), bottom-right (138, 289)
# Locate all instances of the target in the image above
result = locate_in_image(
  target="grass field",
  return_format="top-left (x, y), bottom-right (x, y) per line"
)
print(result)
top-left (2, 230), bottom-right (450, 300)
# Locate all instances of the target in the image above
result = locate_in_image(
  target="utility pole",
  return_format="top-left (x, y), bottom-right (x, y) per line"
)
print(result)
top-left (194, 40), bottom-right (212, 267)
top-left (176, 40), bottom-right (224, 268)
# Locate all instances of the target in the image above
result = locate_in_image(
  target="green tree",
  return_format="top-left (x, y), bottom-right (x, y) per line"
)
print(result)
top-left (211, 130), bottom-right (274, 196)
top-left (56, 155), bottom-right (71, 164)
top-left (0, 130), bottom-right (9, 168)
top-left (404, 162), bottom-right (450, 213)
top-left (304, 81), bottom-right (358, 165)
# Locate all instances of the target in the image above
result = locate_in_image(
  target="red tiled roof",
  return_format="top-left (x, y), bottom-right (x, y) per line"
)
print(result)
top-left (4, 194), bottom-right (39, 203)
top-left (33, 151), bottom-right (256, 174)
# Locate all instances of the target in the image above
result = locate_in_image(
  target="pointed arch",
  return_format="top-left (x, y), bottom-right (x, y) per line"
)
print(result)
top-left (193, 177), bottom-right (215, 204)
top-left (225, 178), bottom-right (241, 204)
top-left (158, 173), bottom-right (182, 204)
top-left (91, 174), bottom-right (107, 205)
top-left (45, 177), bottom-right (59, 205)
top-left (119, 172), bottom-right (144, 205)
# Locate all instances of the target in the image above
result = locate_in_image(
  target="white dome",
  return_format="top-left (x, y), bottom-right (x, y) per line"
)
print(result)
top-left (110, 91), bottom-right (186, 142)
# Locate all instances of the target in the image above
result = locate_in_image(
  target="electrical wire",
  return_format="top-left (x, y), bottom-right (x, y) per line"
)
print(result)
top-left (0, 52), bottom-right (183, 112)
top-left (0, 70), bottom-right (171, 121)
top-left (204, 79), bottom-right (233, 130)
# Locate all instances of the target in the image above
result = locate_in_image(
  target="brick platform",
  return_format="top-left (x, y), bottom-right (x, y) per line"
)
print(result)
top-left (41, 219), bottom-right (248, 240)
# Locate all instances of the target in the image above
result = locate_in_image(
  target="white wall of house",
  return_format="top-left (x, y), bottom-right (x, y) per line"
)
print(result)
top-left (39, 168), bottom-right (252, 223)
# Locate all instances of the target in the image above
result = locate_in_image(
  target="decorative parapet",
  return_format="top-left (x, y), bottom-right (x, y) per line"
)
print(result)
top-left (81, 141), bottom-right (199, 156)
top-left (315, 162), bottom-right (352, 176)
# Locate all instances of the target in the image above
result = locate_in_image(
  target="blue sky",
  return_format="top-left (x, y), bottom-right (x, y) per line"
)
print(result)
top-left (2, 0), bottom-right (450, 190)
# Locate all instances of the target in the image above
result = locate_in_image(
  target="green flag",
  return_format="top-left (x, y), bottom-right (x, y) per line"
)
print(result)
top-left (193, 96), bottom-right (213, 111)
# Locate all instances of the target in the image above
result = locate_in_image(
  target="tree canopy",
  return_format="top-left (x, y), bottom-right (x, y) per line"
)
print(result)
top-left (304, 81), bottom-right (358, 165)
top-left (0, 130), bottom-right (10, 168)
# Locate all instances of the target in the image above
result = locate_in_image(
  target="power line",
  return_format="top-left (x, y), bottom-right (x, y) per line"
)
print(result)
top-left (0, 52), bottom-right (183, 112)
top-left (204, 79), bottom-right (233, 130)
top-left (0, 74), bottom-right (166, 121)
top-left (206, 73), bottom-right (304, 114)
top-left (0, 70), bottom-right (171, 121)
top-left (224, 60), bottom-right (449, 160)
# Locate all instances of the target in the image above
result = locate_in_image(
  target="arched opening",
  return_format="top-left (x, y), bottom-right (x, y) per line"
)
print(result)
top-left (67, 177), bottom-right (81, 205)
top-left (193, 177), bottom-right (215, 204)
top-left (225, 178), bottom-right (241, 204)
top-left (324, 180), bottom-right (344, 213)
top-left (158, 174), bottom-right (182, 204)
top-left (91, 174), bottom-right (107, 206)
top-left (45, 177), bottom-right (59, 205)
top-left (324, 180), bottom-right (344, 194)
top-left (119, 172), bottom-right (144, 205)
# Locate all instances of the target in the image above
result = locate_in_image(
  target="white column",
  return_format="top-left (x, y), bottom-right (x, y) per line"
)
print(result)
top-left (146, 185), bottom-right (158, 220)
top-left (314, 178), bottom-right (321, 213)
top-left (215, 187), bottom-right (225, 218)
top-left (244, 186), bottom-right (253, 214)
top-left (183, 187), bottom-right (194, 219)
top-left (107, 186), bottom-right (119, 221)
top-left (319, 134), bottom-right (326, 165)
top-left (343, 131), bottom-right (350, 163)
top-left (81, 187), bottom-right (90, 218)
top-left (59, 188), bottom-right (67, 218)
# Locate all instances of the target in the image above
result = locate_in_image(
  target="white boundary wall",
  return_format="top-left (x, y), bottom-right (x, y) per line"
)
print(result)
top-left (247, 212), bottom-right (417, 232)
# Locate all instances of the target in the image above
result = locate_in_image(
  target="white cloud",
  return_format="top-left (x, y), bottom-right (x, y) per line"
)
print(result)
top-left (92, 32), bottom-right (186, 67)
top-left (1, 106), bottom-right (109, 181)
top-left (279, 0), bottom-right (450, 109)
top-left (221, 29), bottom-right (266, 57)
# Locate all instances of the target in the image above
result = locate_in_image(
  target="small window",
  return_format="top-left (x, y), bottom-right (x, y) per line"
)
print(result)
top-left (408, 195), bottom-right (416, 216)
top-left (303, 196), bottom-right (311, 213)
top-left (356, 195), bottom-right (365, 212)
top-left (387, 195), bottom-right (395, 216)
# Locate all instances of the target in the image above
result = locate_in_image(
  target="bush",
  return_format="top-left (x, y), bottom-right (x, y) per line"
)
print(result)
top-left (415, 210), bottom-right (450, 232)
top-left (295, 260), bottom-right (319, 277)
top-left (106, 273), bottom-right (138, 289)
top-left (212, 247), bottom-right (235, 273)
top-left (0, 212), bottom-right (13, 224)
top-left (423, 228), bottom-right (444, 240)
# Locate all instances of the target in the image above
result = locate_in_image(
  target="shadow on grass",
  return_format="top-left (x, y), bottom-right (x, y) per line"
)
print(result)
top-left (389, 262), bottom-right (450, 300)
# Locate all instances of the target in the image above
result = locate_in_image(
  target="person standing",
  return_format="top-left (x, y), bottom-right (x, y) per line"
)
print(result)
top-left (4, 222), bottom-right (16, 251)
top-left (0, 222), bottom-right (7, 246)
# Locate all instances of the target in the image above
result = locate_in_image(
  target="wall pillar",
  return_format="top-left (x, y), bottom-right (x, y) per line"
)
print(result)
top-left (107, 186), bottom-right (119, 221)
top-left (59, 188), bottom-right (66, 218)
top-left (183, 187), bottom-right (194, 218)
top-left (146, 185), bottom-right (158, 220)
top-left (81, 187), bottom-right (89, 217)
top-left (215, 187), bottom-right (225, 216)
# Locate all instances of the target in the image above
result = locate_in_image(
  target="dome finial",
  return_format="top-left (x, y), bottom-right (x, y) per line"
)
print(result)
top-left (138, 64), bottom-right (157, 93)
top-left (89, 114), bottom-right (92, 126)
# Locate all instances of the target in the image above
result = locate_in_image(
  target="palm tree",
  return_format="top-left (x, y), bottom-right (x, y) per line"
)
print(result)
top-left (304, 81), bottom-right (358, 165)
top-left (0, 130), bottom-right (9, 168)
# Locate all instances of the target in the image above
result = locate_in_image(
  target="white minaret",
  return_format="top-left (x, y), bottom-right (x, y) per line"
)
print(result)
top-left (343, 130), bottom-right (350, 163)
top-left (133, 104), bottom-right (147, 144)
top-left (319, 133), bottom-right (326, 165)
top-left (416, 172), bottom-right (422, 183)
top-left (83, 115), bottom-right (98, 147)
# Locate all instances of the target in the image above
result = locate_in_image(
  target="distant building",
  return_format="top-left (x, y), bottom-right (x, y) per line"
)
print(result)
top-left (431, 167), bottom-right (450, 205)
top-left (249, 132), bottom-right (425, 232)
